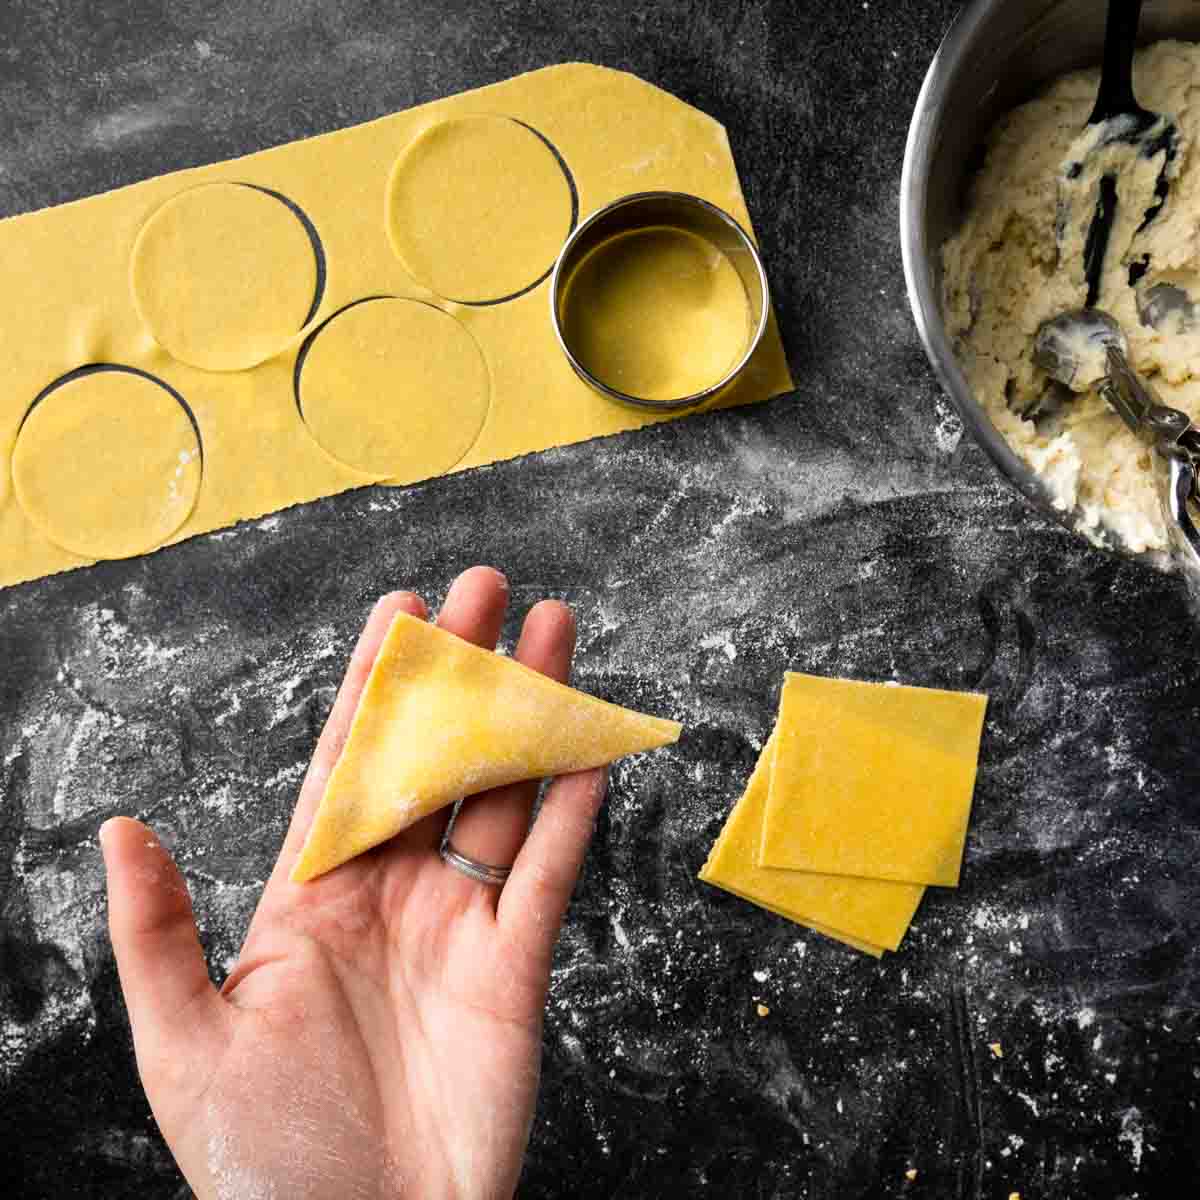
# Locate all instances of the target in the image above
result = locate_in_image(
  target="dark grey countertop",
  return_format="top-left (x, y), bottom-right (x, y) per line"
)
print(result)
top-left (2, 1), bottom-right (1198, 1196)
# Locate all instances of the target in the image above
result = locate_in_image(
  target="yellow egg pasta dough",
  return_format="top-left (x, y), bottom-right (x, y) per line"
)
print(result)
top-left (0, 64), bottom-right (792, 589)
top-left (760, 674), bottom-right (987, 887)
top-left (292, 612), bottom-right (682, 882)
top-left (700, 734), bottom-right (923, 955)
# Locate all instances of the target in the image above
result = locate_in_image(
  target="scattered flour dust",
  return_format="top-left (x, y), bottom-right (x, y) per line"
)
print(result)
top-left (0, 585), bottom-right (347, 1087)
top-left (700, 631), bottom-right (738, 661)
top-left (1118, 1107), bottom-right (1146, 1168)
top-left (207, 1103), bottom-right (277, 1200)
top-left (932, 396), bottom-right (964, 455)
top-left (165, 446), bottom-right (198, 507)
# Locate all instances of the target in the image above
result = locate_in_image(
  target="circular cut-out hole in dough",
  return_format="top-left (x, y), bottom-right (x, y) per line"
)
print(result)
top-left (295, 297), bottom-right (490, 482)
top-left (131, 181), bottom-right (326, 371)
top-left (13, 365), bottom-right (203, 560)
top-left (385, 116), bottom-right (578, 304)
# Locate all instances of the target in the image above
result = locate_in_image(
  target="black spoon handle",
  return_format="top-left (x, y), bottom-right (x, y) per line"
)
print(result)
top-left (1084, 174), bottom-right (1117, 307)
top-left (1089, 0), bottom-right (1146, 123)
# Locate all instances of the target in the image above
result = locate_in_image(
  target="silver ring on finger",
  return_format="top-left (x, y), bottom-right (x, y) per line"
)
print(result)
top-left (440, 839), bottom-right (512, 887)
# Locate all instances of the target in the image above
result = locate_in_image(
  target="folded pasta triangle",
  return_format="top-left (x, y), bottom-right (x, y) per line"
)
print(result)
top-left (292, 612), bottom-right (682, 882)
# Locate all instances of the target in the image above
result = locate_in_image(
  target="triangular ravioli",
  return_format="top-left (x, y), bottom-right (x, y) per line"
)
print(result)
top-left (292, 613), bottom-right (682, 881)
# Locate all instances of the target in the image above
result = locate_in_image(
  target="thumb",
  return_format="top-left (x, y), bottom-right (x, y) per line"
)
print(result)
top-left (100, 818), bottom-right (227, 1081)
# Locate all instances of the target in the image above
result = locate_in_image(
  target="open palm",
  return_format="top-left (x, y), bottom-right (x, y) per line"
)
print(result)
top-left (101, 568), bottom-right (607, 1200)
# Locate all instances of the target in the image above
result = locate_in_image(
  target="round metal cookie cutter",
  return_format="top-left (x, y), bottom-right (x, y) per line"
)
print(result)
top-left (549, 191), bottom-right (770, 412)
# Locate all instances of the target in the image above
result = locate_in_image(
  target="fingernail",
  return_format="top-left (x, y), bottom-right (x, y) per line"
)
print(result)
top-left (402, 592), bottom-right (428, 619)
top-left (477, 565), bottom-right (509, 590)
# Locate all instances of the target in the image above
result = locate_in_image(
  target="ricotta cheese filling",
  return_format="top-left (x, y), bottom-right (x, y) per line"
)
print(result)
top-left (941, 40), bottom-right (1200, 554)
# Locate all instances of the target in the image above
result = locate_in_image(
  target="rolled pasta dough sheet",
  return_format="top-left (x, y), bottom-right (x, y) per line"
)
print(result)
top-left (0, 63), bottom-right (793, 589)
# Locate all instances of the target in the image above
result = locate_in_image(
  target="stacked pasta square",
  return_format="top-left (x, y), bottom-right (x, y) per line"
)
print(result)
top-left (700, 674), bottom-right (988, 956)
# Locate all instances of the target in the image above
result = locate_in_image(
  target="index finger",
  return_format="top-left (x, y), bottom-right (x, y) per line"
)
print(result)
top-left (264, 590), bottom-right (427, 893)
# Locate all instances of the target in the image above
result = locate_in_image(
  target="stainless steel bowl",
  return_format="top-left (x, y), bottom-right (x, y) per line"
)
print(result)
top-left (900, 0), bottom-right (1200, 546)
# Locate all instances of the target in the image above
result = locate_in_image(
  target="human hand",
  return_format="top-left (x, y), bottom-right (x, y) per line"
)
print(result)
top-left (100, 566), bottom-right (607, 1200)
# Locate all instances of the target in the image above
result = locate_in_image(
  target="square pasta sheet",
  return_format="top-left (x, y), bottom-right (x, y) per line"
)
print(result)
top-left (760, 675), bottom-right (988, 888)
top-left (700, 733), bottom-right (925, 956)
top-left (701, 674), bottom-right (987, 955)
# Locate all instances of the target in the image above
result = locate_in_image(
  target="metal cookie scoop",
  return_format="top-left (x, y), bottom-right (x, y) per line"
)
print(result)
top-left (1034, 309), bottom-right (1200, 592)
top-left (1033, 309), bottom-right (1126, 393)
